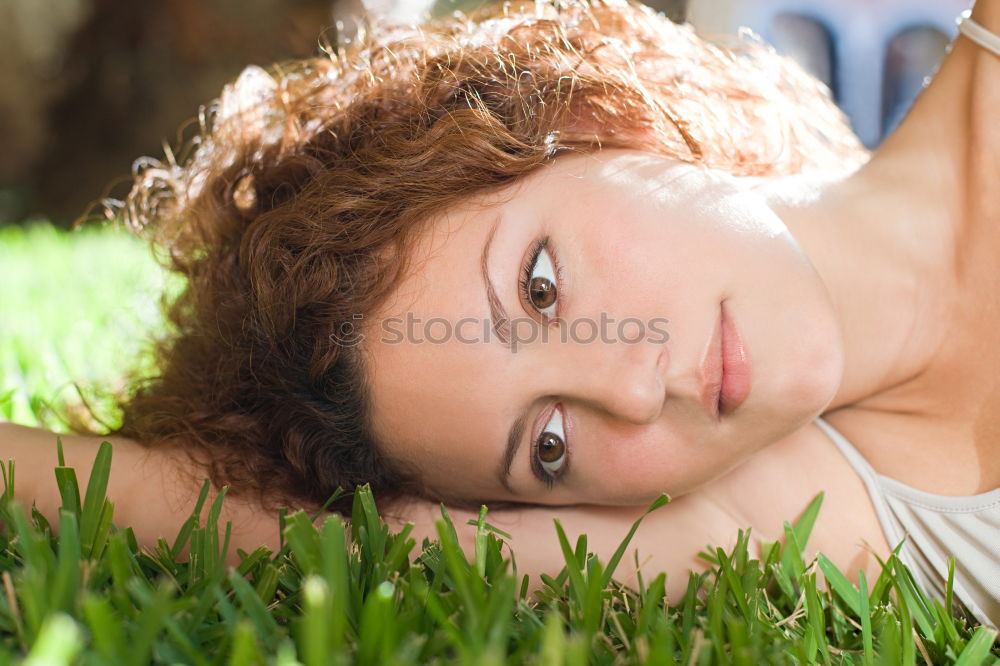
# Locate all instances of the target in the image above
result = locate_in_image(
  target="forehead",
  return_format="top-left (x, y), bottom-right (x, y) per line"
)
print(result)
top-left (362, 183), bottom-right (515, 499)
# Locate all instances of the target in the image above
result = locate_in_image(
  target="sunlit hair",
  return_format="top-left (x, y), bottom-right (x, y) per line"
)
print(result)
top-left (106, 0), bottom-right (866, 512)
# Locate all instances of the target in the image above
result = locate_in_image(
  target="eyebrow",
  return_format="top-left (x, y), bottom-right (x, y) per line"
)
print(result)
top-left (480, 215), bottom-right (512, 347)
top-left (480, 214), bottom-right (530, 494)
top-left (498, 411), bottom-right (528, 495)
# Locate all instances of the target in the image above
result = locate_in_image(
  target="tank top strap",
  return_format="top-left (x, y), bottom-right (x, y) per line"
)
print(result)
top-left (812, 416), bottom-right (912, 555)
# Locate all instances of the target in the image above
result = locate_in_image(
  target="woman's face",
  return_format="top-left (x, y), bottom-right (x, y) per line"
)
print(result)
top-left (364, 149), bottom-right (844, 506)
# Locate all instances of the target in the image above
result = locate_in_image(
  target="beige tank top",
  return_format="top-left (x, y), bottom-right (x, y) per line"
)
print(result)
top-left (814, 417), bottom-right (999, 629)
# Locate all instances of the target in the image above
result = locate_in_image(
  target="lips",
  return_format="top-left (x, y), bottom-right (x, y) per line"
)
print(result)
top-left (699, 301), bottom-right (751, 420)
top-left (719, 301), bottom-right (751, 415)
top-left (698, 308), bottom-right (724, 420)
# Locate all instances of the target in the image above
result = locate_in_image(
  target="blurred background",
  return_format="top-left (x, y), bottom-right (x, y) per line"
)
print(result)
top-left (0, 0), bottom-right (971, 227)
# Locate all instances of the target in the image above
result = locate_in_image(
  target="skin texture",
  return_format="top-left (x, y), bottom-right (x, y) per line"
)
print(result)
top-left (366, 151), bottom-right (846, 506)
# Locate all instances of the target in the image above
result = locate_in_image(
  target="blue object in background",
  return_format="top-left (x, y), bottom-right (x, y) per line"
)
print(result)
top-left (687, 0), bottom-right (969, 148)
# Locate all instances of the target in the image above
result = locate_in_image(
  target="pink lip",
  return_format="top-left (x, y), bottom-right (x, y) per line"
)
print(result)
top-left (719, 301), bottom-right (751, 415)
top-left (699, 301), bottom-right (752, 420)
top-left (698, 308), bottom-right (724, 420)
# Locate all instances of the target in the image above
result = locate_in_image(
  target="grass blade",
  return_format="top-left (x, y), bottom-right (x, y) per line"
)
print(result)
top-left (954, 626), bottom-right (998, 666)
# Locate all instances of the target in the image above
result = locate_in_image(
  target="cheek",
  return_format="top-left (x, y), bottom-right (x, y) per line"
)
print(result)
top-left (580, 428), bottom-right (719, 504)
top-left (581, 416), bottom-right (803, 505)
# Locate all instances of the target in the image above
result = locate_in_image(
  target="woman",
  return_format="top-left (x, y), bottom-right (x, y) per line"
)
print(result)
top-left (2, 0), bottom-right (998, 629)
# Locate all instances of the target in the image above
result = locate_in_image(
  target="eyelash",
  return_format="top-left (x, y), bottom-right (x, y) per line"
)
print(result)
top-left (518, 236), bottom-right (564, 319)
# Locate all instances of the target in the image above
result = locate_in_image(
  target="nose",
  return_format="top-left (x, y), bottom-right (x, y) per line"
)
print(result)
top-left (545, 334), bottom-right (668, 425)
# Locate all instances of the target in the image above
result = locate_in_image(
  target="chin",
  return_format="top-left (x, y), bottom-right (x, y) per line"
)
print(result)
top-left (779, 315), bottom-right (845, 424)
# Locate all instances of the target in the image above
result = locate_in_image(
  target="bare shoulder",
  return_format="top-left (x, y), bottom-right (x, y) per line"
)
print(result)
top-left (962, 0), bottom-right (1000, 238)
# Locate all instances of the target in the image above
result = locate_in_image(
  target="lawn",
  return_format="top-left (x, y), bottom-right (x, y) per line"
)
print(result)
top-left (0, 222), bottom-right (997, 664)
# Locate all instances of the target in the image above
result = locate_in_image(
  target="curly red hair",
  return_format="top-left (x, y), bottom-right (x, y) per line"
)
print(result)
top-left (106, 0), bottom-right (866, 512)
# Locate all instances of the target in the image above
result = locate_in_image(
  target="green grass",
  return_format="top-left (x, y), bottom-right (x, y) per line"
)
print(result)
top-left (0, 222), bottom-right (178, 430)
top-left (1, 222), bottom-right (998, 664)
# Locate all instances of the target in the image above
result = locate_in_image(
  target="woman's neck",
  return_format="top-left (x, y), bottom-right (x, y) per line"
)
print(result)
top-left (763, 120), bottom-right (1000, 493)
top-left (754, 1), bottom-right (1000, 493)
top-left (772, 0), bottom-right (1000, 422)
top-left (761, 155), bottom-right (960, 414)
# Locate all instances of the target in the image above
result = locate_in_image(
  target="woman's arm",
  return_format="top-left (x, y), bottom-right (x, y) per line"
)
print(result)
top-left (1, 420), bottom-right (890, 601)
top-left (0, 421), bottom-right (753, 601)
top-left (1, 421), bottom-right (740, 598)
top-left (387, 491), bottom-right (759, 601)
top-left (872, 0), bottom-right (1000, 228)
top-left (0, 421), bottom-right (280, 556)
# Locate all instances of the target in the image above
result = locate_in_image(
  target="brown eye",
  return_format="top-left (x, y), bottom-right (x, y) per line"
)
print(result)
top-left (529, 277), bottom-right (556, 309)
top-left (523, 244), bottom-right (559, 317)
top-left (537, 432), bottom-right (565, 463)
top-left (535, 406), bottom-right (568, 479)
